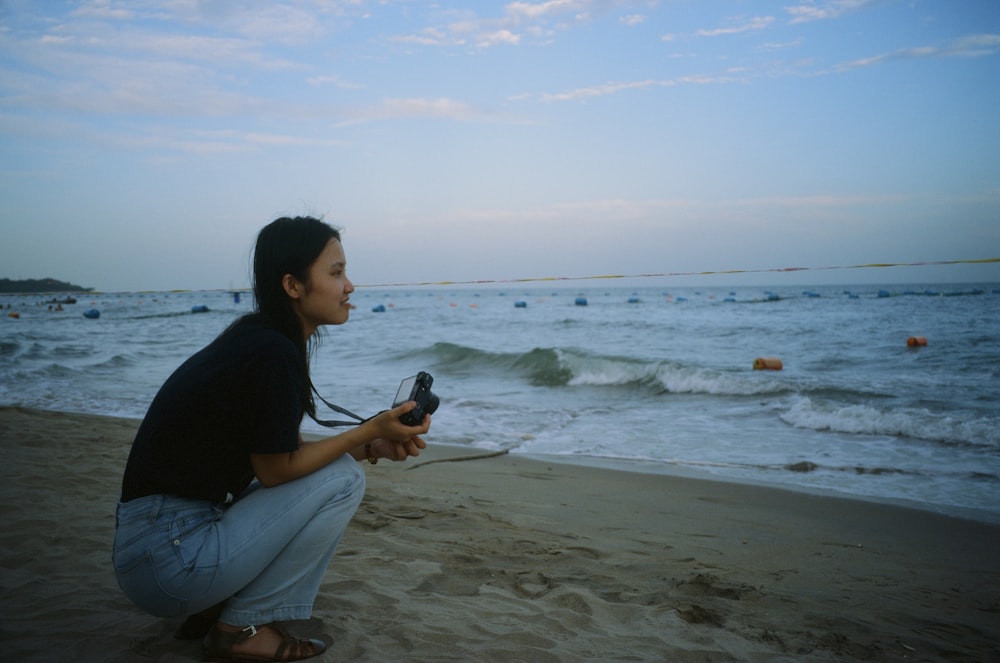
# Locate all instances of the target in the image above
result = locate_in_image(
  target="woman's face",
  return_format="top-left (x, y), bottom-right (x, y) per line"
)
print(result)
top-left (289, 238), bottom-right (355, 337)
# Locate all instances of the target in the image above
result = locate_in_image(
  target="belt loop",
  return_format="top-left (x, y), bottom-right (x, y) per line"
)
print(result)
top-left (148, 494), bottom-right (164, 523)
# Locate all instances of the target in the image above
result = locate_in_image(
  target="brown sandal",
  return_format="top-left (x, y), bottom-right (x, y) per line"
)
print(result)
top-left (202, 623), bottom-right (328, 662)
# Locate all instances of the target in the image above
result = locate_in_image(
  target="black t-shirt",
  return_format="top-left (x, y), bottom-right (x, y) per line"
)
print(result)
top-left (120, 316), bottom-right (304, 503)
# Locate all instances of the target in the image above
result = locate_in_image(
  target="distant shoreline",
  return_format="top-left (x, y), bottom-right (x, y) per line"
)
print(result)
top-left (0, 278), bottom-right (93, 294)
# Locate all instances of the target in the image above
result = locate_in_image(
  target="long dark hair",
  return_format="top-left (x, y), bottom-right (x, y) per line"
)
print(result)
top-left (251, 216), bottom-right (341, 419)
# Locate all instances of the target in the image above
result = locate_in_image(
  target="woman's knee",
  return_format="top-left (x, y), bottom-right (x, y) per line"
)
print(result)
top-left (336, 454), bottom-right (367, 504)
top-left (308, 454), bottom-right (366, 505)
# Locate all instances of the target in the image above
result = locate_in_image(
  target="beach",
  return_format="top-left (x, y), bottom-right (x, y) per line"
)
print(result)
top-left (1, 406), bottom-right (998, 662)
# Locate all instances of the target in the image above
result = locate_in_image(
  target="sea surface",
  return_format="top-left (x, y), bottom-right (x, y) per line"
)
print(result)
top-left (2, 282), bottom-right (999, 523)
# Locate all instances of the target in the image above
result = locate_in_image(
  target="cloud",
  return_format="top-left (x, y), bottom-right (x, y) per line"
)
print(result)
top-left (696, 16), bottom-right (774, 37)
top-left (70, 0), bottom-right (135, 21)
top-left (0, 110), bottom-right (347, 154)
top-left (388, 0), bottom-right (630, 50)
top-left (836, 33), bottom-right (1000, 71)
top-left (127, 33), bottom-right (301, 70)
top-left (307, 74), bottom-right (363, 89)
top-left (620, 14), bottom-right (647, 27)
top-left (785, 0), bottom-right (876, 25)
top-left (947, 33), bottom-right (1000, 58)
top-left (219, 4), bottom-right (327, 44)
top-left (389, 28), bottom-right (451, 47)
top-left (477, 29), bottom-right (521, 47)
top-left (12, 10), bottom-right (303, 72)
top-left (542, 79), bottom-right (670, 102)
top-left (170, 129), bottom-right (348, 154)
top-left (0, 42), bottom-right (268, 119)
top-left (64, 0), bottom-right (372, 46)
top-left (757, 38), bottom-right (804, 52)
top-left (334, 97), bottom-right (485, 126)
top-left (541, 73), bottom-right (737, 102)
top-left (506, 0), bottom-right (592, 20)
top-left (380, 97), bottom-right (477, 119)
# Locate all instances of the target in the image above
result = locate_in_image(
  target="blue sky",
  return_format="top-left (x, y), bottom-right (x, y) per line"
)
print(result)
top-left (1, 0), bottom-right (998, 292)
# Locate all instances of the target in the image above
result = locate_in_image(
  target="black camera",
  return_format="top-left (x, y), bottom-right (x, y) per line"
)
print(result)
top-left (393, 371), bottom-right (439, 426)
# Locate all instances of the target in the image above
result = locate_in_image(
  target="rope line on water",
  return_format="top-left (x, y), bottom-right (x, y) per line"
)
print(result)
top-left (358, 257), bottom-right (1000, 288)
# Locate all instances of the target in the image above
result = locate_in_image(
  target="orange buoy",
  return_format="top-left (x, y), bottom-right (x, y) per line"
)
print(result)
top-left (906, 336), bottom-right (928, 347)
top-left (753, 357), bottom-right (783, 370)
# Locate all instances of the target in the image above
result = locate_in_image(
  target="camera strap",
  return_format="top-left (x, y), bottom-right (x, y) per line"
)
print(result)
top-left (310, 385), bottom-right (371, 428)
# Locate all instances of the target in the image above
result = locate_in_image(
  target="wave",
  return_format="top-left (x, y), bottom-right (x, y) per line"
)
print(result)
top-left (88, 354), bottom-right (136, 371)
top-left (421, 342), bottom-right (792, 396)
top-left (781, 395), bottom-right (1000, 449)
top-left (419, 342), bottom-right (1000, 449)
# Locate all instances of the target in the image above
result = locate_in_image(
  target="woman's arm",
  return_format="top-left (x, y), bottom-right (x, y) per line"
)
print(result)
top-left (250, 401), bottom-right (430, 487)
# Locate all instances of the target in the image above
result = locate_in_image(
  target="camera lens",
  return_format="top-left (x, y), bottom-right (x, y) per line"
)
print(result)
top-left (424, 393), bottom-right (439, 416)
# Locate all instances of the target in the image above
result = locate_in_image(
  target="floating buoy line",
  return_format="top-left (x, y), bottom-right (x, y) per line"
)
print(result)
top-left (357, 257), bottom-right (1000, 288)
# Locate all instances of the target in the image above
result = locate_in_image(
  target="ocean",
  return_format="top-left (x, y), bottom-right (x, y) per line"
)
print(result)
top-left (2, 281), bottom-right (998, 523)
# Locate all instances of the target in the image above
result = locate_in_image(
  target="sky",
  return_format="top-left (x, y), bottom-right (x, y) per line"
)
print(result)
top-left (1, 0), bottom-right (998, 292)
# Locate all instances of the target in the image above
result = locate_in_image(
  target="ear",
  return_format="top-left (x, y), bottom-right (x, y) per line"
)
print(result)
top-left (281, 273), bottom-right (302, 300)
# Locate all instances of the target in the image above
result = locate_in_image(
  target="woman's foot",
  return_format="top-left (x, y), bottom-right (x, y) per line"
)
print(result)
top-left (203, 622), bottom-right (328, 662)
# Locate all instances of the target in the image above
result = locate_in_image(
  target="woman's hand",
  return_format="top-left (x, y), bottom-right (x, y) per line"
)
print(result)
top-left (369, 401), bottom-right (431, 439)
top-left (369, 434), bottom-right (427, 462)
top-left (364, 401), bottom-right (430, 462)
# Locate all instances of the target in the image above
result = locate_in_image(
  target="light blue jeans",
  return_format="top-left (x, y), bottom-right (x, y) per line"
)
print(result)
top-left (112, 454), bottom-right (365, 626)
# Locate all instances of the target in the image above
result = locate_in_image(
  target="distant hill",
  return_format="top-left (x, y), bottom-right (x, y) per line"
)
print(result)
top-left (0, 278), bottom-right (93, 294)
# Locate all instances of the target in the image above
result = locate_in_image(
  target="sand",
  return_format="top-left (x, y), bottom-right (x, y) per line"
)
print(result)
top-left (0, 406), bottom-right (998, 662)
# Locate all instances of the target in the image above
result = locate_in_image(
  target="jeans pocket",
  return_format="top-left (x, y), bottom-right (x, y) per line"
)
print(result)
top-left (168, 508), bottom-right (218, 570)
top-left (114, 551), bottom-right (189, 618)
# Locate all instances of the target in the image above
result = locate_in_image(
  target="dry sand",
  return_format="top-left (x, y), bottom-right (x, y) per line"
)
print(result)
top-left (0, 406), bottom-right (998, 662)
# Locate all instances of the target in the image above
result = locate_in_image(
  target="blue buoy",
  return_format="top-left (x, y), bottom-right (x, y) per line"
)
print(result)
top-left (191, 305), bottom-right (209, 313)
top-left (83, 308), bottom-right (100, 319)
top-left (514, 301), bottom-right (527, 308)
top-left (574, 297), bottom-right (588, 306)
top-left (372, 304), bottom-right (386, 313)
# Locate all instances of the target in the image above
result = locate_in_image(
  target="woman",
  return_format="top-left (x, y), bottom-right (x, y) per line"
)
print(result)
top-left (113, 216), bottom-right (430, 662)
